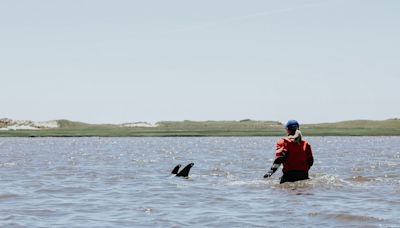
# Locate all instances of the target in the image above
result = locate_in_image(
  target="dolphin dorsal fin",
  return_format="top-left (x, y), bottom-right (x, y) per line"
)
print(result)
top-left (176, 163), bottom-right (194, 177)
top-left (171, 164), bottom-right (181, 174)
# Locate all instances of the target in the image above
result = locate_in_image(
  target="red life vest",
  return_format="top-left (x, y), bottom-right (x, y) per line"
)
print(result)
top-left (275, 138), bottom-right (313, 172)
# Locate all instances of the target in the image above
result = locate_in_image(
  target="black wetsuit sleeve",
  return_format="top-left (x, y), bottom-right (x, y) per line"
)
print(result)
top-left (271, 152), bottom-right (285, 172)
top-left (306, 144), bottom-right (314, 168)
top-left (308, 156), bottom-right (314, 167)
top-left (264, 152), bottom-right (286, 178)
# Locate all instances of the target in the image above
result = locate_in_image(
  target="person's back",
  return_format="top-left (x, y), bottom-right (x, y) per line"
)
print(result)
top-left (264, 120), bottom-right (314, 184)
top-left (276, 137), bottom-right (313, 183)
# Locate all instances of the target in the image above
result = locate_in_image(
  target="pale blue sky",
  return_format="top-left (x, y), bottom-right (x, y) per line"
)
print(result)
top-left (1, 0), bottom-right (399, 124)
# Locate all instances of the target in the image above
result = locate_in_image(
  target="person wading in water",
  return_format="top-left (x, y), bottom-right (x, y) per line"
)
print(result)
top-left (264, 120), bottom-right (314, 184)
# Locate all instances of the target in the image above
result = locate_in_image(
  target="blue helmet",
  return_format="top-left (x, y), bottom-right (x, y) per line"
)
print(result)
top-left (285, 120), bottom-right (299, 130)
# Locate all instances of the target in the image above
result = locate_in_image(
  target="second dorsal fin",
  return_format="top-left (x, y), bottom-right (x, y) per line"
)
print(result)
top-left (176, 163), bottom-right (194, 177)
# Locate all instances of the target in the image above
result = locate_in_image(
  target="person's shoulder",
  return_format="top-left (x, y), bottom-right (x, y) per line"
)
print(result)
top-left (277, 138), bottom-right (289, 144)
top-left (301, 139), bottom-right (311, 146)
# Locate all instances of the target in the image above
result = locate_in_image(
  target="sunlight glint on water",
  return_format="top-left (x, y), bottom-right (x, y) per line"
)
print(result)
top-left (0, 137), bottom-right (399, 227)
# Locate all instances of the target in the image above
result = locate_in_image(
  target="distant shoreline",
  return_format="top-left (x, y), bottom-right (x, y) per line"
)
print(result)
top-left (1, 119), bottom-right (399, 137)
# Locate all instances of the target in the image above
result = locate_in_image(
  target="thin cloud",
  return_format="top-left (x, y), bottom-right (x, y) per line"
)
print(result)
top-left (165, 3), bottom-right (323, 33)
top-left (193, 7), bottom-right (295, 30)
top-left (164, 8), bottom-right (294, 33)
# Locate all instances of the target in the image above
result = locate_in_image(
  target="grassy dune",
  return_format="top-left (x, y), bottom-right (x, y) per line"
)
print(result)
top-left (0, 119), bottom-right (400, 137)
top-left (301, 119), bottom-right (400, 136)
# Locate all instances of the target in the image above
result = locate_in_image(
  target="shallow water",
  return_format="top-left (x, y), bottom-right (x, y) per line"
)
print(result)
top-left (0, 137), bottom-right (399, 227)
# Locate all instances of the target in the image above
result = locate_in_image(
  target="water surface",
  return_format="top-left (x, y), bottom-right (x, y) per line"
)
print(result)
top-left (1, 137), bottom-right (399, 227)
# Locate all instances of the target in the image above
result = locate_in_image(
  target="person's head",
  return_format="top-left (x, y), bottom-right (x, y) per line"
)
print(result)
top-left (285, 120), bottom-right (299, 135)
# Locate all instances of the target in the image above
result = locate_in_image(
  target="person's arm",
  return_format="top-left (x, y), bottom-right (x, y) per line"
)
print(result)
top-left (306, 143), bottom-right (314, 169)
top-left (264, 139), bottom-right (286, 178)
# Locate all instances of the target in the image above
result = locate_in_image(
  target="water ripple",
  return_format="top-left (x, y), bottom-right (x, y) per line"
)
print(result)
top-left (0, 137), bottom-right (399, 227)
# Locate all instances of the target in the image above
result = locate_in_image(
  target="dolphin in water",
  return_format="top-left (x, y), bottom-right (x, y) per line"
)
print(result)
top-left (171, 163), bottom-right (194, 177)
top-left (171, 164), bottom-right (181, 175)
